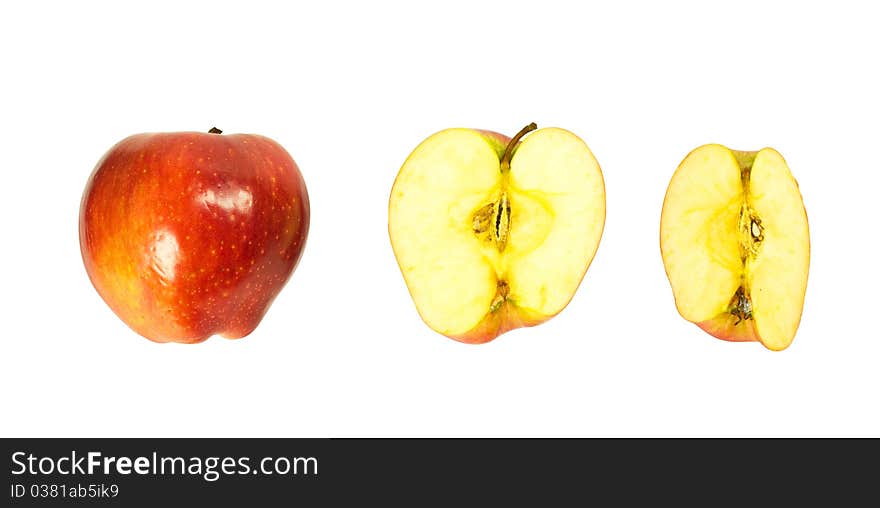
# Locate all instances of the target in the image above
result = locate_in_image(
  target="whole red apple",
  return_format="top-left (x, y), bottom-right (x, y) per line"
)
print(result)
top-left (79, 128), bottom-right (309, 343)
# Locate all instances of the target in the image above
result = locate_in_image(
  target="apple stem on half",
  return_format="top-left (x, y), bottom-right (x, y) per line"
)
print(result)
top-left (500, 123), bottom-right (537, 173)
top-left (486, 123), bottom-right (537, 253)
top-left (208, 127), bottom-right (223, 134)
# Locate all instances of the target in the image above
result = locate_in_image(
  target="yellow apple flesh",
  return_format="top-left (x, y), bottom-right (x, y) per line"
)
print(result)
top-left (660, 144), bottom-right (810, 351)
top-left (389, 124), bottom-right (606, 343)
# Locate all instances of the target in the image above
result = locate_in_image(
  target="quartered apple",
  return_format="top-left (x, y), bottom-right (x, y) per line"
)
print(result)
top-left (660, 144), bottom-right (810, 351)
top-left (389, 124), bottom-right (606, 343)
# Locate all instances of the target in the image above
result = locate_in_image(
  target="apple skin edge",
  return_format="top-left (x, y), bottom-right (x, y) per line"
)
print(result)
top-left (450, 298), bottom-right (549, 344)
top-left (474, 129), bottom-right (511, 152)
top-left (697, 314), bottom-right (759, 343)
top-left (79, 131), bottom-right (309, 343)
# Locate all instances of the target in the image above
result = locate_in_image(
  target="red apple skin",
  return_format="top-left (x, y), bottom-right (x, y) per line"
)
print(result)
top-left (79, 131), bottom-right (309, 343)
top-left (697, 313), bottom-right (759, 343)
top-left (451, 298), bottom-right (547, 344)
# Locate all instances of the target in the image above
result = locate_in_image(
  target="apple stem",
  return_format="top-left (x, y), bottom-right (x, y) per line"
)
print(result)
top-left (500, 122), bottom-right (537, 172)
top-left (208, 127), bottom-right (223, 134)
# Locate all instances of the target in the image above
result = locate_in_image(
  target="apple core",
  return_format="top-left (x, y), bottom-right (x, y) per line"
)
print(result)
top-left (470, 123), bottom-right (537, 254)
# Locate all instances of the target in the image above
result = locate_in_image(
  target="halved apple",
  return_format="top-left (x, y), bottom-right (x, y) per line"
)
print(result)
top-left (389, 124), bottom-right (606, 343)
top-left (660, 144), bottom-right (810, 351)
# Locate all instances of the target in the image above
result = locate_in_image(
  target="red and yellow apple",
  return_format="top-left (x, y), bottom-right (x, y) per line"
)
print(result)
top-left (660, 144), bottom-right (810, 351)
top-left (388, 123), bottom-right (606, 343)
top-left (79, 128), bottom-right (309, 343)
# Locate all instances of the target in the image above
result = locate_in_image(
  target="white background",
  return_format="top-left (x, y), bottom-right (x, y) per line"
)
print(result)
top-left (1, 1), bottom-right (878, 437)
